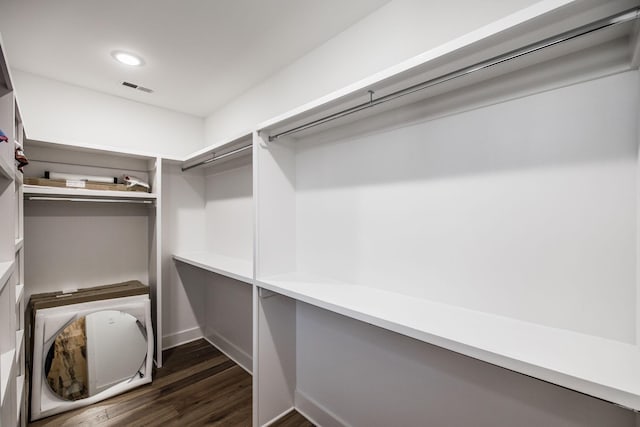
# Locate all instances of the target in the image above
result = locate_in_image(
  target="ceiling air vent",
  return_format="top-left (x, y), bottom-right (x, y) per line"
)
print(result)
top-left (122, 81), bottom-right (154, 93)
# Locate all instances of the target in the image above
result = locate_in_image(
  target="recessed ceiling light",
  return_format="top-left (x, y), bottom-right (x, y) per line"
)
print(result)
top-left (111, 51), bottom-right (144, 66)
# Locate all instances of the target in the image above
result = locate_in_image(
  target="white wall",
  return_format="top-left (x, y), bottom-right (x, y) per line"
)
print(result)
top-left (161, 162), bottom-right (255, 355)
top-left (203, 0), bottom-right (542, 145)
top-left (294, 71), bottom-right (638, 344)
top-left (13, 70), bottom-right (204, 159)
top-left (201, 163), bottom-right (254, 369)
top-left (161, 163), bottom-right (207, 348)
top-left (204, 164), bottom-right (253, 261)
top-left (24, 201), bottom-right (149, 298)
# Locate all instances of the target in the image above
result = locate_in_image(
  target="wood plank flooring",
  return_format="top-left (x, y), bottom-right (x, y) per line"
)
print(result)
top-left (29, 339), bottom-right (314, 427)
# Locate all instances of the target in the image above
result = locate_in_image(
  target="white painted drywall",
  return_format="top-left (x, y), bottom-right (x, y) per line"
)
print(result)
top-left (161, 161), bottom-right (254, 351)
top-left (203, 0), bottom-right (542, 146)
top-left (12, 70), bottom-right (204, 159)
top-left (294, 71), bottom-right (638, 343)
top-left (204, 164), bottom-right (253, 261)
top-left (24, 202), bottom-right (149, 298)
top-left (204, 275), bottom-right (253, 371)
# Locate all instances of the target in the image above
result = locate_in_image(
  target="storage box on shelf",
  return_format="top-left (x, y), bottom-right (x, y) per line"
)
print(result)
top-left (22, 139), bottom-right (163, 366)
top-left (171, 132), bottom-right (253, 371)
top-left (253, 1), bottom-right (640, 425)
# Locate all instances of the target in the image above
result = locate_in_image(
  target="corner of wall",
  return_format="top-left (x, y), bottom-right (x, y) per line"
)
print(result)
top-left (12, 69), bottom-right (206, 159)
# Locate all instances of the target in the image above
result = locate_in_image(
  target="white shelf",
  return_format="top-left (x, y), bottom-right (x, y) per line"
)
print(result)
top-left (14, 238), bottom-right (22, 252)
top-left (14, 284), bottom-right (23, 306)
top-left (181, 132), bottom-right (253, 172)
top-left (16, 374), bottom-right (24, 416)
top-left (257, 272), bottom-right (640, 411)
top-left (14, 331), bottom-right (23, 364)
top-left (0, 349), bottom-right (15, 406)
top-left (0, 261), bottom-right (14, 294)
top-left (173, 251), bottom-right (252, 284)
top-left (0, 157), bottom-right (13, 181)
top-left (23, 185), bottom-right (157, 201)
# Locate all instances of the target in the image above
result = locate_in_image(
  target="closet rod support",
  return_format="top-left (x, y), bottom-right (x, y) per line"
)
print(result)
top-left (181, 144), bottom-right (252, 172)
top-left (265, 7), bottom-right (640, 142)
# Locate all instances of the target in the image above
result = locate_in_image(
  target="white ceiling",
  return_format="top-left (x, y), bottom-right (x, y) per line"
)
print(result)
top-left (0, 0), bottom-right (389, 117)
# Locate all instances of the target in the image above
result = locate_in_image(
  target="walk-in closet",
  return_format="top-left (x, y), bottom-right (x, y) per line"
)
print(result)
top-left (0, 0), bottom-right (639, 426)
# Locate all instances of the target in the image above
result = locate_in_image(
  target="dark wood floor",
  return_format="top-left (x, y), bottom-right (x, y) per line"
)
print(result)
top-left (29, 339), bottom-right (314, 426)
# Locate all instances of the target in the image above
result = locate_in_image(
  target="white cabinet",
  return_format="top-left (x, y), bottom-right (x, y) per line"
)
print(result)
top-left (253, 1), bottom-right (640, 426)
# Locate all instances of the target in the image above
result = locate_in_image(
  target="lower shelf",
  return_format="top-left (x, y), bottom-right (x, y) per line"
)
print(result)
top-left (257, 272), bottom-right (640, 411)
top-left (173, 251), bottom-right (253, 284)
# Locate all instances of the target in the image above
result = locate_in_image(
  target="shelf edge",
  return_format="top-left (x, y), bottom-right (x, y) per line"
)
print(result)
top-left (173, 252), bottom-right (253, 284)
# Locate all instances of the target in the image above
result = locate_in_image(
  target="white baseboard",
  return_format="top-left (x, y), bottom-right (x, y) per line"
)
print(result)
top-left (295, 390), bottom-right (351, 427)
top-left (204, 329), bottom-right (253, 374)
top-left (162, 326), bottom-right (203, 350)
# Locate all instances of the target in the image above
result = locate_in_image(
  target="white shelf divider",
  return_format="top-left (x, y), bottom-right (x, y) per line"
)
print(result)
top-left (14, 330), bottom-right (23, 363)
top-left (0, 261), bottom-right (14, 294)
top-left (173, 251), bottom-right (253, 284)
top-left (257, 272), bottom-right (640, 411)
top-left (14, 238), bottom-right (22, 252)
top-left (23, 185), bottom-right (157, 201)
top-left (16, 373), bottom-right (24, 416)
top-left (14, 284), bottom-right (23, 306)
top-left (0, 349), bottom-right (15, 406)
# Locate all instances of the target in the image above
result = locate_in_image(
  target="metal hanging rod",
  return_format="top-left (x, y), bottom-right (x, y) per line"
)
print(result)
top-left (27, 196), bottom-right (153, 204)
top-left (267, 7), bottom-right (640, 142)
top-left (181, 144), bottom-right (252, 172)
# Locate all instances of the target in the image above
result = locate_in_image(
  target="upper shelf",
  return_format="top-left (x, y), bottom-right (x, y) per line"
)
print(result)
top-left (258, 1), bottom-right (640, 140)
top-left (25, 138), bottom-right (162, 163)
top-left (181, 132), bottom-right (252, 173)
top-left (173, 251), bottom-right (252, 284)
top-left (257, 272), bottom-right (640, 411)
top-left (24, 185), bottom-right (157, 202)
